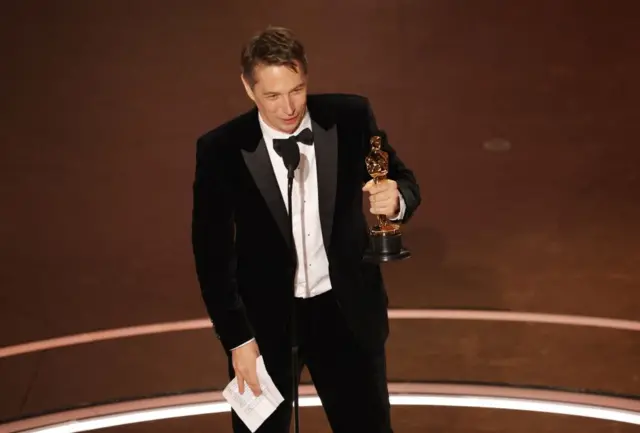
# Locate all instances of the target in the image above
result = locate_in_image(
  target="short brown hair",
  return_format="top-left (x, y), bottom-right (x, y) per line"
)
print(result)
top-left (240, 26), bottom-right (308, 87)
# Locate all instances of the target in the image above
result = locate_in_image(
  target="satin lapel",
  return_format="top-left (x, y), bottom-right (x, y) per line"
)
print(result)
top-left (312, 119), bottom-right (338, 252)
top-left (241, 138), bottom-right (291, 248)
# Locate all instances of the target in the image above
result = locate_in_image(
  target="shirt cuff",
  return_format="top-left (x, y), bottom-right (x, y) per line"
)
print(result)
top-left (390, 192), bottom-right (406, 221)
top-left (231, 337), bottom-right (255, 351)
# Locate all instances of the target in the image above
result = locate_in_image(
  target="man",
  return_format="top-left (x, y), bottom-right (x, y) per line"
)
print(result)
top-left (191, 26), bottom-right (420, 433)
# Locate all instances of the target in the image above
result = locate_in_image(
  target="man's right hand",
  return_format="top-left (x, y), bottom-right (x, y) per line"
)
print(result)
top-left (232, 339), bottom-right (262, 396)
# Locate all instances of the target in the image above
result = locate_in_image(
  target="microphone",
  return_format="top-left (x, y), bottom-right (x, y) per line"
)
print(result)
top-left (272, 136), bottom-right (301, 433)
top-left (273, 138), bottom-right (300, 180)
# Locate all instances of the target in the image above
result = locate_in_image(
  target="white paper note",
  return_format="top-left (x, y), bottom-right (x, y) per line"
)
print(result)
top-left (222, 355), bottom-right (284, 432)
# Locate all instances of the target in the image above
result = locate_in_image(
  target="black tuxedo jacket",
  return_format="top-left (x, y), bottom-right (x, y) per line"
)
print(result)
top-left (191, 93), bottom-right (420, 354)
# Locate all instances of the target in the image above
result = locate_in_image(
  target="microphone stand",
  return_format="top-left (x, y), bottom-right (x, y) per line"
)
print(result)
top-left (286, 166), bottom-right (300, 433)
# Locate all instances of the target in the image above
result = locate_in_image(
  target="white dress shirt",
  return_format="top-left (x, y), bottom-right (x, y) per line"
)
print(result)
top-left (260, 111), bottom-right (332, 299)
top-left (232, 110), bottom-right (405, 349)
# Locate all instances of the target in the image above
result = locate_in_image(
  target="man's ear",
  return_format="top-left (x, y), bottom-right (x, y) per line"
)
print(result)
top-left (240, 74), bottom-right (255, 102)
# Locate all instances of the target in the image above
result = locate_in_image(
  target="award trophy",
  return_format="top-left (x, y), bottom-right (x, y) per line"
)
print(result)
top-left (362, 135), bottom-right (411, 263)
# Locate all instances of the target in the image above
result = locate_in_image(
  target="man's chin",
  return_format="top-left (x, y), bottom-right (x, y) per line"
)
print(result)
top-left (280, 118), bottom-right (300, 132)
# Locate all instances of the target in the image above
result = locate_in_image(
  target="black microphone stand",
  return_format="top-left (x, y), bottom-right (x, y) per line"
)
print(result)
top-left (286, 166), bottom-right (301, 433)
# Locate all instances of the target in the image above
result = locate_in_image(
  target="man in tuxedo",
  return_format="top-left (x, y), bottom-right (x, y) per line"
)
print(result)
top-left (191, 26), bottom-right (420, 432)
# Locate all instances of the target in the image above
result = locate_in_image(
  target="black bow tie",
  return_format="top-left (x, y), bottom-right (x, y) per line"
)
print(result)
top-left (273, 127), bottom-right (314, 148)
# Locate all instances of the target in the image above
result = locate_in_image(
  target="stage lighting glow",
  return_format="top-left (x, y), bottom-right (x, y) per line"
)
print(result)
top-left (15, 393), bottom-right (640, 432)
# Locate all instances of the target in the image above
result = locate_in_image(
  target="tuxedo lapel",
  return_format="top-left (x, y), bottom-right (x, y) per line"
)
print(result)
top-left (240, 114), bottom-right (292, 249)
top-left (239, 100), bottom-right (339, 252)
top-left (312, 119), bottom-right (338, 252)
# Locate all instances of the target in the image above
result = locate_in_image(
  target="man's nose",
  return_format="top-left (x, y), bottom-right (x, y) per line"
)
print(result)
top-left (282, 97), bottom-right (294, 115)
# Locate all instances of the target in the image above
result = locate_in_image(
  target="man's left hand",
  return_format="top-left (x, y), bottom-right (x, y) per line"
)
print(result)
top-left (362, 179), bottom-right (399, 217)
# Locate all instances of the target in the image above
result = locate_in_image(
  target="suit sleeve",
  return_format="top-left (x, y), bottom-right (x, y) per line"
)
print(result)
top-left (191, 137), bottom-right (254, 352)
top-left (362, 98), bottom-right (421, 223)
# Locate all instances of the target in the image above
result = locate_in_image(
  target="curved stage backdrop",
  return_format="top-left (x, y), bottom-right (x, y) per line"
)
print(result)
top-left (1, 1), bottom-right (639, 432)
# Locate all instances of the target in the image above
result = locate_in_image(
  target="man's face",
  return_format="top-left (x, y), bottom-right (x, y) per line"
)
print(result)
top-left (242, 62), bottom-right (308, 134)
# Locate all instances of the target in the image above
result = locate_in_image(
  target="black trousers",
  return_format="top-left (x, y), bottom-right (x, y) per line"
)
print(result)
top-left (227, 290), bottom-right (393, 433)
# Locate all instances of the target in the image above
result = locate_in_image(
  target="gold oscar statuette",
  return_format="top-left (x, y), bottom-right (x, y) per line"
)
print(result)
top-left (363, 135), bottom-right (411, 263)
